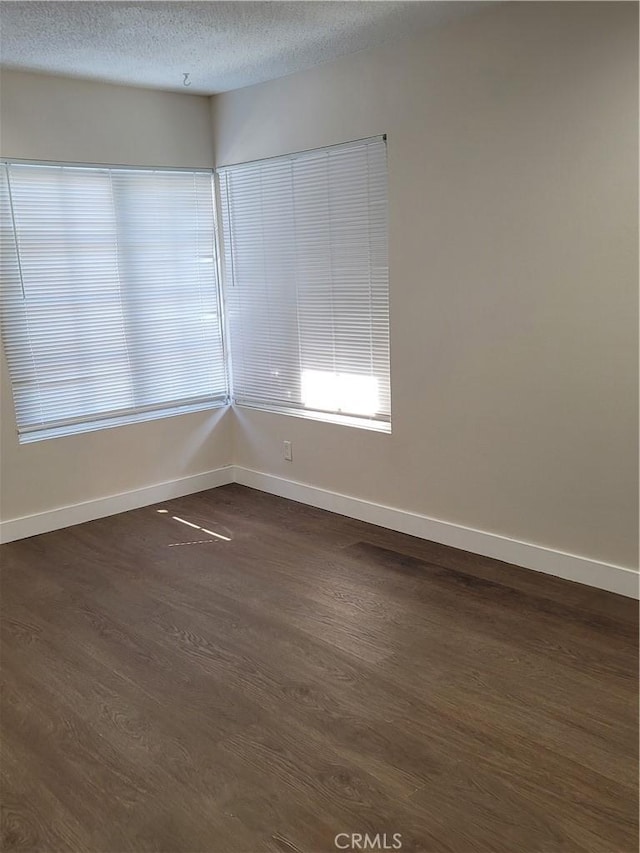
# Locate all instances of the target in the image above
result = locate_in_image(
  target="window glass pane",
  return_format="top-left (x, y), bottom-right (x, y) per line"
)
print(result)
top-left (219, 136), bottom-right (390, 426)
top-left (0, 162), bottom-right (227, 442)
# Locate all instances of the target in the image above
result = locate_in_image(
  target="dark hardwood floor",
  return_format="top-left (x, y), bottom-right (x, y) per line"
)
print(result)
top-left (1, 484), bottom-right (637, 853)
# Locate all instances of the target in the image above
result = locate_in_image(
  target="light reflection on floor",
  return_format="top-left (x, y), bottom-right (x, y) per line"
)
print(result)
top-left (155, 508), bottom-right (233, 546)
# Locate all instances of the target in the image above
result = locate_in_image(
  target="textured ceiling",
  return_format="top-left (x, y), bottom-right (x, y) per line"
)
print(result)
top-left (0, 1), bottom-right (485, 94)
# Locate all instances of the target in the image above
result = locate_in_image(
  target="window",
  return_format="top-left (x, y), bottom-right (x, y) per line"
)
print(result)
top-left (219, 136), bottom-right (390, 430)
top-left (1, 161), bottom-right (227, 442)
top-left (1, 139), bottom-right (391, 442)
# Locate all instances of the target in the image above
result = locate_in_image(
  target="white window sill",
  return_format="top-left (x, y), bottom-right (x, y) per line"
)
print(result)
top-left (18, 398), bottom-right (229, 444)
top-left (232, 402), bottom-right (392, 433)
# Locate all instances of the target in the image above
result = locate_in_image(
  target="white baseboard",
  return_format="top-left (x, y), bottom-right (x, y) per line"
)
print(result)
top-left (233, 467), bottom-right (640, 599)
top-left (2, 462), bottom-right (637, 599)
top-left (0, 466), bottom-right (234, 544)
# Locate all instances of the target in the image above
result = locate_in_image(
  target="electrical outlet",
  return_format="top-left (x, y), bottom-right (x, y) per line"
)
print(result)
top-left (283, 440), bottom-right (293, 462)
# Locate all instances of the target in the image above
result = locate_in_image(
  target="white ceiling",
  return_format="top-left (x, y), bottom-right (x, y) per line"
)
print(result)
top-left (0, 1), bottom-right (485, 95)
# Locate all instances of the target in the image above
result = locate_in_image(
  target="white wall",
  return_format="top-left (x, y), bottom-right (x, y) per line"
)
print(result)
top-left (214, 1), bottom-right (639, 570)
top-left (0, 70), bottom-right (232, 522)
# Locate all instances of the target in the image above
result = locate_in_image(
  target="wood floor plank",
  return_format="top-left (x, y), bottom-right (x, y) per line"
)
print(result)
top-left (1, 484), bottom-right (637, 852)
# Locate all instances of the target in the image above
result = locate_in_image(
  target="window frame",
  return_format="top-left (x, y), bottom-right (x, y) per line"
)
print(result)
top-left (216, 135), bottom-right (392, 434)
top-left (1, 158), bottom-right (229, 444)
top-left (1, 139), bottom-right (392, 442)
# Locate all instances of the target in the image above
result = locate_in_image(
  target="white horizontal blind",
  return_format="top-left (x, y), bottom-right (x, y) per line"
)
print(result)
top-left (0, 162), bottom-right (226, 442)
top-left (219, 136), bottom-right (390, 426)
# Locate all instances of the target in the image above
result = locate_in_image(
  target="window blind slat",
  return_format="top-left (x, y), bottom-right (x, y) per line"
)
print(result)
top-left (1, 162), bottom-right (227, 442)
top-left (219, 136), bottom-right (390, 425)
